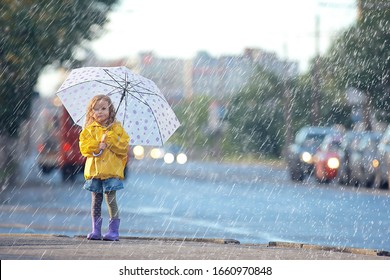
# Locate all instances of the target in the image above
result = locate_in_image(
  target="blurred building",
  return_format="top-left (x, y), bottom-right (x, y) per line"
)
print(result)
top-left (134, 48), bottom-right (298, 102)
top-left (138, 52), bottom-right (187, 104)
top-left (243, 48), bottom-right (299, 79)
top-left (192, 51), bottom-right (254, 98)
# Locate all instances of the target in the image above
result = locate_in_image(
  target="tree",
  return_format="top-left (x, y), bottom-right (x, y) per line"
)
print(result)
top-left (227, 66), bottom-right (286, 158)
top-left (323, 0), bottom-right (390, 129)
top-left (0, 0), bottom-right (118, 136)
top-left (226, 64), bottom-right (354, 159)
top-left (0, 0), bottom-right (118, 184)
top-left (168, 95), bottom-right (212, 159)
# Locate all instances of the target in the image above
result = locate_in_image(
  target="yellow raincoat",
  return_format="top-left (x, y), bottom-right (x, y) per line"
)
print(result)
top-left (79, 121), bottom-right (130, 180)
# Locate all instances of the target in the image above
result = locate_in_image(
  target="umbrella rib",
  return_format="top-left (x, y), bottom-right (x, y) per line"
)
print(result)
top-left (56, 80), bottom-right (125, 95)
top-left (128, 82), bottom-right (157, 96)
top-left (96, 80), bottom-right (125, 91)
top-left (126, 81), bottom-right (167, 104)
top-left (103, 69), bottom-right (128, 90)
top-left (123, 83), bottom-right (128, 125)
top-left (148, 104), bottom-right (164, 146)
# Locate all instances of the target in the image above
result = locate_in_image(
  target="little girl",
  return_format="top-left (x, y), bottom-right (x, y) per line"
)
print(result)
top-left (79, 95), bottom-right (130, 241)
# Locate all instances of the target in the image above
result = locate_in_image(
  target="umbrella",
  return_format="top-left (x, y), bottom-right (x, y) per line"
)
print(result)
top-left (56, 66), bottom-right (180, 146)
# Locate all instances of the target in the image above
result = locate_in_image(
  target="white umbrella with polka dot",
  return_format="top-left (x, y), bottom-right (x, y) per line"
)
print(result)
top-left (56, 66), bottom-right (180, 146)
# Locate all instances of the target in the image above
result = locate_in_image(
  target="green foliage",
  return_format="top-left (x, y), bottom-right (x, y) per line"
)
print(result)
top-left (169, 96), bottom-right (212, 148)
top-left (226, 66), bottom-right (286, 157)
top-left (0, 0), bottom-right (118, 137)
top-left (225, 65), bottom-right (354, 158)
top-left (324, 0), bottom-right (390, 113)
top-left (294, 70), bottom-right (353, 129)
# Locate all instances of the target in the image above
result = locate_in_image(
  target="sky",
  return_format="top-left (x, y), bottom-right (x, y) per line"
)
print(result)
top-left (38, 0), bottom-right (358, 96)
top-left (89, 0), bottom-right (358, 71)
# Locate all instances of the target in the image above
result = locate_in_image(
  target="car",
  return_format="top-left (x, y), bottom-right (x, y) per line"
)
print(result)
top-left (286, 126), bottom-right (334, 181)
top-left (58, 107), bottom-right (85, 181)
top-left (36, 107), bottom-right (61, 174)
top-left (373, 125), bottom-right (390, 189)
top-left (349, 131), bottom-right (382, 187)
top-left (132, 144), bottom-right (188, 164)
top-left (313, 133), bottom-right (343, 183)
top-left (37, 106), bottom-right (85, 181)
top-left (336, 131), bottom-right (366, 186)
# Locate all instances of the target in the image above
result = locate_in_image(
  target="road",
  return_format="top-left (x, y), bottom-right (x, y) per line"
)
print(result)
top-left (1, 158), bottom-right (389, 252)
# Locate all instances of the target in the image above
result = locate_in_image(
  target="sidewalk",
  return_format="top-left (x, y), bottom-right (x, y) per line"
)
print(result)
top-left (0, 234), bottom-right (388, 260)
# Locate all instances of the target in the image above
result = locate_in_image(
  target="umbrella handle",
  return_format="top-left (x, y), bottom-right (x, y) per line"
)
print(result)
top-left (93, 150), bottom-right (103, 157)
top-left (92, 134), bottom-right (107, 157)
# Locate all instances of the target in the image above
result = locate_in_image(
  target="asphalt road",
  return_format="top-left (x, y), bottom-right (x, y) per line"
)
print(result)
top-left (1, 158), bottom-right (390, 256)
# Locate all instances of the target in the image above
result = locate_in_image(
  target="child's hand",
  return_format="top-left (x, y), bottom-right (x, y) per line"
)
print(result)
top-left (99, 142), bottom-right (107, 150)
top-left (99, 133), bottom-right (107, 150)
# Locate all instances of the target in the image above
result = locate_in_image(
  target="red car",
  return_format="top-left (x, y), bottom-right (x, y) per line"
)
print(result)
top-left (313, 133), bottom-right (343, 183)
top-left (37, 105), bottom-right (85, 181)
top-left (58, 107), bottom-right (85, 181)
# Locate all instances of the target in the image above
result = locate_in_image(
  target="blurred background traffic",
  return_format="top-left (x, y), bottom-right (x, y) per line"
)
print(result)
top-left (0, 0), bottom-right (389, 188)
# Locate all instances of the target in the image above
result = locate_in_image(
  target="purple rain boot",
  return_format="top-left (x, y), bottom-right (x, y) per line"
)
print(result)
top-left (103, 218), bottom-right (120, 241)
top-left (87, 217), bottom-right (102, 240)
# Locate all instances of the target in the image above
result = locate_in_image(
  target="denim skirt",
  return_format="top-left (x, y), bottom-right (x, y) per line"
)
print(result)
top-left (83, 178), bottom-right (124, 193)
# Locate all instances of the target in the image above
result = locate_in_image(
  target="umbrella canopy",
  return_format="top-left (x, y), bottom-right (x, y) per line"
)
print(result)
top-left (56, 66), bottom-right (180, 146)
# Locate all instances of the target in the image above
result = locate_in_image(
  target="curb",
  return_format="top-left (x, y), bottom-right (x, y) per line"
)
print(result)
top-left (74, 235), bottom-right (241, 244)
top-left (268, 241), bottom-right (390, 257)
top-left (0, 233), bottom-right (241, 245)
top-left (7, 234), bottom-right (387, 257)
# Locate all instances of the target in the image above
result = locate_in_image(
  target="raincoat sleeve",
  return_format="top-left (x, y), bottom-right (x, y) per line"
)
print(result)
top-left (79, 128), bottom-right (100, 157)
top-left (105, 123), bottom-right (130, 156)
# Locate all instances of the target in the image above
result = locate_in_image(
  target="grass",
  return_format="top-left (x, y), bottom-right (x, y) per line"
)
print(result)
top-left (203, 153), bottom-right (286, 168)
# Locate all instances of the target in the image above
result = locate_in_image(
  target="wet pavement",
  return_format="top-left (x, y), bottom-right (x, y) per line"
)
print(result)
top-left (2, 158), bottom-right (390, 260)
top-left (0, 233), bottom-right (389, 260)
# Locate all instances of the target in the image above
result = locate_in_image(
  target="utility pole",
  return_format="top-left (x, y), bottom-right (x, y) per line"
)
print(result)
top-left (282, 43), bottom-right (294, 158)
top-left (311, 15), bottom-right (321, 126)
top-left (282, 71), bottom-right (294, 157)
top-left (357, 0), bottom-right (363, 22)
top-left (357, 0), bottom-right (373, 131)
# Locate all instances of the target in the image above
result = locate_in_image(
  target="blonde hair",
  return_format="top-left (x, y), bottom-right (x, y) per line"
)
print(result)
top-left (84, 95), bottom-right (116, 127)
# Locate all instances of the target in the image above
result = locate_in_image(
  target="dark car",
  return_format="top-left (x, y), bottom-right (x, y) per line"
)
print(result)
top-left (286, 126), bottom-right (334, 181)
top-left (349, 131), bottom-right (382, 187)
top-left (313, 133), bottom-right (343, 183)
top-left (336, 131), bottom-right (366, 186)
top-left (373, 125), bottom-right (390, 189)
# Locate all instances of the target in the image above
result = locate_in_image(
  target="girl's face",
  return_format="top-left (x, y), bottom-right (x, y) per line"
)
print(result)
top-left (93, 99), bottom-right (110, 125)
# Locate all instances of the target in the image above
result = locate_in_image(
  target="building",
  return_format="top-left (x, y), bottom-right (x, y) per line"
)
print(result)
top-left (138, 52), bottom-right (186, 103)
top-left (127, 48), bottom-right (298, 103)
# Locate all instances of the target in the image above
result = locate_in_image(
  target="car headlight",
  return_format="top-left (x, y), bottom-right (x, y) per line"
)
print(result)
top-left (133, 145), bottom-right (144, 160)
top-left (372, 159), bottom-right (380, 168)
top-left (301, 152), bottom-right (312, 163)
top-left (164, 153), bottom-right (175, 164)
top-left (176, 153), bottom-right (188, 164)
top-left (150, 148), bottom-right (164, 159)
top-left (327, 157), bottom-right (340, 169)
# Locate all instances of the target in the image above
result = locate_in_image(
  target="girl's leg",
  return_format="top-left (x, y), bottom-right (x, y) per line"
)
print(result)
top-left (87, 192), bottom-right (103, 240)
top-left (104, 191), bottom-right (119, 219)
top-left (92, 192), bottom-right (103, 217)
top-left (103, 191), bottom-right (120, 241)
